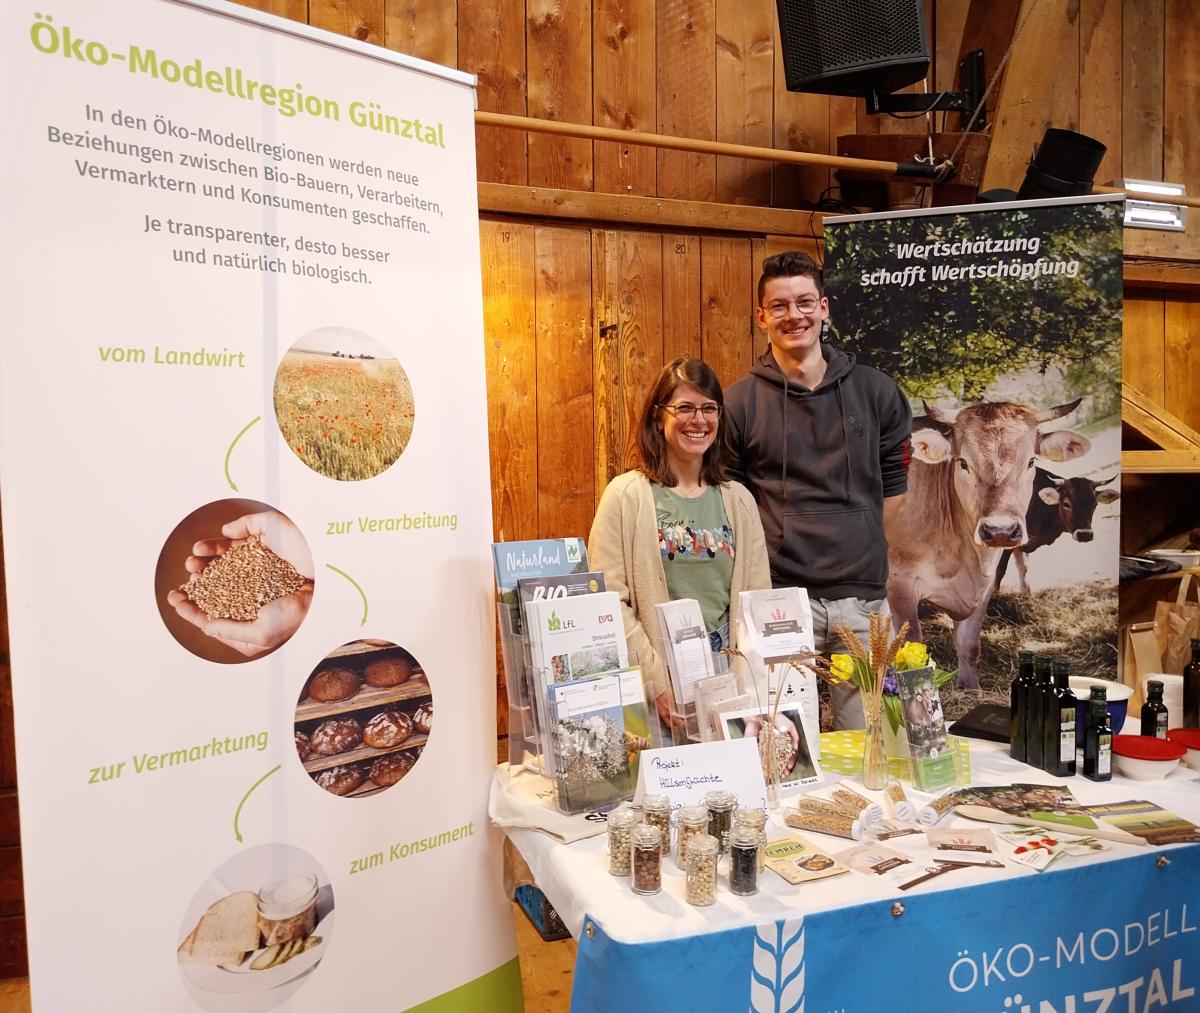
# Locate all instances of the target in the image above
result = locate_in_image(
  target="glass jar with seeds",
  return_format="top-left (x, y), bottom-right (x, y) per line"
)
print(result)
top-left (675, 805), bottom-right (709, 870)
top-left (728, 826), bottom-right (760, 896)
top-left (630, 823), bottom-right (663, 896)
top-left (704, 790), bottom-right (737, 854)
top-left (684, 834), bottom-right (719, 906)
top-left (733, 808), bottom-right (768, 871)
top-left (607, 807), bottom-right (639, 876)
top-left (641, 794), bottom-right (671, 845)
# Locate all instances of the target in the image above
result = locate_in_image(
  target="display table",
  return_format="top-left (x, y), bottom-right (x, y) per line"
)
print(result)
top-left (499, 737), bottom-right (1200, 1012)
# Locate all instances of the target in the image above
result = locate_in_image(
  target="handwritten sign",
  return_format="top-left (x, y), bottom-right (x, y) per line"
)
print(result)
top-left (633, 738), bottom-right (767, 810)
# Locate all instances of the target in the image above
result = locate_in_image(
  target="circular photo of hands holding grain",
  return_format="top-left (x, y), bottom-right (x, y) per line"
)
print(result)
top-left (274, 327), bottom-right (415, 482)
top-left (156, 498), bottom-right (315, 664)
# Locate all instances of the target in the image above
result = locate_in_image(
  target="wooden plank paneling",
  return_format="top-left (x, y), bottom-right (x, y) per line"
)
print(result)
top-left (700, 237), bottom-right (753, 390)
top-left (231, 0), bottom-right (308, 21)
top-left (460, 0), bottom-right (528, 185)
top-left (309, 0), bottom-right (383, 43)
top-left (1123, 294), bottom-right (1166, 405)
top-left (535, 227), bottom-right (595, 538)
top-left (662, 234), bottom-right (702, 362)
top-left (0, 848), bottom-right (21, 919)
top-left (1121, 0), bottom-right (1164, 180)
top-left (714, 1), bottom-right (774, 206)
top-left (772, 25), bottom-right (829, 208)
top-left (1164, 294), bottom-right (1200, 435)
top-left (594, 232), bottom-right (666, 485)
top-left (594, 0), bottom-right (657, 196)
top-left (0, 917), bottom-right (26, 978)
top-left (982, 0), bottom-right (1081, 192)
top-left (935, 0), bottom-right (971, 93)
top-left (384, 1), bottom-right (456, 66)
top-left (527, 0), bottom-right (594, 190)
top-left (1162, 0), bottom-right (1200, 242)
top-left (480, 221), bottom-right (539, 544)
top-left (0, 793), bottom-right (16, 850)
top-left (656, 0), bottom-right (717, 201)
top-left (1079, 0), bottom-right (1122, 186)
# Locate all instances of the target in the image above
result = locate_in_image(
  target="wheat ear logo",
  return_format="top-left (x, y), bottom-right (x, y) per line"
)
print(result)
top-left (547, 611), bottom-right (561, 632)
top-left (771, 607), bottom-right (787, 621)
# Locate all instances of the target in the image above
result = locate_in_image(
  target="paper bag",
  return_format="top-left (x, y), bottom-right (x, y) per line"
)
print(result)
top-left (1122, 621), bottom-right (1160, 712)
top-left (1153, 574), bottom-right (1200, 675)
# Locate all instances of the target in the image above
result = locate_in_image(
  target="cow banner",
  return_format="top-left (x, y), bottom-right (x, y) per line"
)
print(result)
top-left (0, 2), bottom-right (520, 1010)
top-left (824, 195), bottom-right (1122, 710)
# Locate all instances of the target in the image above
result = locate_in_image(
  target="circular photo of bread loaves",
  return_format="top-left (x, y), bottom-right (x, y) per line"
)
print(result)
top-left (155, 498), bottom-right (315, 665)
top-left (294, 639), bottom-right (431, 799)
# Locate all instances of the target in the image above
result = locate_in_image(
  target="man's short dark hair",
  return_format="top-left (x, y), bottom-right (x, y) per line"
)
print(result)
top-left (757, 251), bottom-right (824, 304)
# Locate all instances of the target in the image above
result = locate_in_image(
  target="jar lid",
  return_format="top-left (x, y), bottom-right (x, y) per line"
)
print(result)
top-left (730, 826), bottom-right (761, 847)
top-left (609, 808), bottom-right (640, 828)
top-left (677, 805), bottom-right (708, 824)
top-left (704, 790), bottom-right (735, 808)
top-left (641, 793), bottom-right (670, 810)
top-left (631, 823), bottom-right (663, 846)
top-left (734, 808), bottom-right (767, 828)
top-left (689, 833), bottom-right (718, 856)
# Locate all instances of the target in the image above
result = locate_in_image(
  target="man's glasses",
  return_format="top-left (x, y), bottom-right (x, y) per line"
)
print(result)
top-left (659, 402), bottom-right (721, 421)
top-left (763, 298), bottom-right (821, 318)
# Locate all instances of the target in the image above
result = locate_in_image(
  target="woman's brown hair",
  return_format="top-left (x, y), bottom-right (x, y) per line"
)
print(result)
top-left (635, 356), bottom-right (730, 487)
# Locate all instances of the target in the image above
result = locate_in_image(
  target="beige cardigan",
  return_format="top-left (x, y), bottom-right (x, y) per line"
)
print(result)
top-left (587, 470), bottom-right (771, 702)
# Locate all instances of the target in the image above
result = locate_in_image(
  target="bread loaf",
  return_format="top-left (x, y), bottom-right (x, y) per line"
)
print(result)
top-left (363, 711), bottom-right (413, 749)
top-left (308, 667), bottom-right (360, 703)
top-left (364, 655), bottom-right (414, 688)
top-left (310, 719), bottom-right (362, 756)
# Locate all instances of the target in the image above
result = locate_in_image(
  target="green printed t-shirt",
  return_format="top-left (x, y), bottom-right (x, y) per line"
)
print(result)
top-left (652, 484), bottom-right (736, 633)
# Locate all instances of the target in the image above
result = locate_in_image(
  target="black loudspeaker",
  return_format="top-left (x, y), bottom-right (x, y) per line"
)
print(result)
top-left (775, 0), bottom-right (930, 97)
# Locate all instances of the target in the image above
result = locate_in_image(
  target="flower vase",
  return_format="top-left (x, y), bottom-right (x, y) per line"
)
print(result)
top-left (860, 700), bottom-right (888, 790)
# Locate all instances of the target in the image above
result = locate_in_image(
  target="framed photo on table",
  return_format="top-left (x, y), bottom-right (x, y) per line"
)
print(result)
top-left (719, 704), bottom-right (821, 787)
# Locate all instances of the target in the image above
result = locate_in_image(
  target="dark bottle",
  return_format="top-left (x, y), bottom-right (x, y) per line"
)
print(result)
top-left (1026, 655), bottom-right (1052, 768)
top-left (1083, 688), bottom-right (1112, 781)
top-left (1042, 659), bottom-right (1077, 776)
top-left (1141, 680), bottom-right (1169, 739)
top-left (1010, 650), bottom-right (1036, 762)
top-left (1184, 639), bottom-right (1200, 728)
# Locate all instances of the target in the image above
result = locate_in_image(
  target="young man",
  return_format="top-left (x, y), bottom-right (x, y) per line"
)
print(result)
top-left (725, 252), bottom-right (911, 729)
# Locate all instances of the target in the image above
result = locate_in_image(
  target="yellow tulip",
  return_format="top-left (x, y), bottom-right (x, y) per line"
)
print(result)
top-left (829, 653), bottom-right (856, 683)
top-left (894, 641), bottom-right (930, 671)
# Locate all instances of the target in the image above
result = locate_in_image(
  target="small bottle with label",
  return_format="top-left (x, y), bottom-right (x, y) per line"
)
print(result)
top-left (1184, 639), bottom-right (1200, 727)
top-left (1083, 690), bottom-right (1112, 782)
top-left (1141, 680), bottom-right (1169, 739)
top-left (1042, 659), bottom-right (1077, 777)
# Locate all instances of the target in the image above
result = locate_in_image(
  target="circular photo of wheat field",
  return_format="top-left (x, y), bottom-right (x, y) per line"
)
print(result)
top-left (274, 327), bottom-right (415, 482)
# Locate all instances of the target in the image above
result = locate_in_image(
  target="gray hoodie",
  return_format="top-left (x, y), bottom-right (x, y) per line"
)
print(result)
top-left (725, 344), bottom-right (911, 600)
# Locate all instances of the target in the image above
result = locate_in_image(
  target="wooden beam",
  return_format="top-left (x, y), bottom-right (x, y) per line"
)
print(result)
top-left (1124, 261), bottom-right (1200, 290)
top-left (1122, 450), bottom-right (1200, 473)
top-left (1122, 383), bottom-right (1200, 452)
top-left (479, 182), bottom-right (821, 237)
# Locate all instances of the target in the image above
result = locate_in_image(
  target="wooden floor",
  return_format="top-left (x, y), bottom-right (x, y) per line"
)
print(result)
top-left (0, 903), bottom-right (574, 1012)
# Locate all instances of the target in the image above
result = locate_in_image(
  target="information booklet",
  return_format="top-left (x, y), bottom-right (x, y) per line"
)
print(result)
top-left (517, 571), bottom-right (606, 670)
top-left (1084, 800), bottom-right (1200, 845)
top-left (653, 598), bottom-right (715, 707)
top-left (526, 591), bottom-right (628, 683)
top-left (545, 670), bottom-right (641, 813)
top-left (492, 538), bottom-right (590, 701)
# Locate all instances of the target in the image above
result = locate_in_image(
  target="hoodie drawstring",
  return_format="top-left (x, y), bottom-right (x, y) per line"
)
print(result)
top-left (835, 383), bottom-right (851, 501)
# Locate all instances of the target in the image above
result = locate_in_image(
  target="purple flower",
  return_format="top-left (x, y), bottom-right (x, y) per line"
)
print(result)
top-left (882, 671), bottom-right (900, 696)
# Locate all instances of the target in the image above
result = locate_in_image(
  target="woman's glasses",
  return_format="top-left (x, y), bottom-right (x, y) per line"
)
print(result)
top-left (658, 402), bottom-right (721, 421)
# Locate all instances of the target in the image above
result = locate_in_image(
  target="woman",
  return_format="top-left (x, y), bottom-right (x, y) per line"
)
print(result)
top-left (589, 356), bottom-right (770, 730)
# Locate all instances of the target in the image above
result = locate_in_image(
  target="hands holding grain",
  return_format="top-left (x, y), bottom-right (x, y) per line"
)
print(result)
top-left (167, 510), bottom-right (315, 658)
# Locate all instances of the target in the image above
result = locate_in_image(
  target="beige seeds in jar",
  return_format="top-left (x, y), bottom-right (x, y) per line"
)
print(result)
top-left (685, 834), bottom-right (719, 906)
top-left (607, 808), bottom-right (639, 876)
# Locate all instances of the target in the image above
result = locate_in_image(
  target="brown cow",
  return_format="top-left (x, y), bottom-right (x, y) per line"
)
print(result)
top-left (887, 400), bottom-right (1090, 688)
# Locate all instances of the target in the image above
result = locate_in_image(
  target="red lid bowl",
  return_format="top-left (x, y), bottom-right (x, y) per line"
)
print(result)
top-left (1166, 728), bottom-right (1200, 751)
top-left (1113, 735), bottom-right (1187, 760)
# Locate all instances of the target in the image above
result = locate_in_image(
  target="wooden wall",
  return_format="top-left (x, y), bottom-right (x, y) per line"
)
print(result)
top-left (1, 0), bottom-right (1199, 981)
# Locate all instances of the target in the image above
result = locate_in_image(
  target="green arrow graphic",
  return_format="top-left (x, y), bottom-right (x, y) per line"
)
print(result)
top-left (224, 416), bottom-right (262, 492)
top-left (326, 563), bottom-right (369, 626)
top-left (234, 764), bottom-right (281, 843)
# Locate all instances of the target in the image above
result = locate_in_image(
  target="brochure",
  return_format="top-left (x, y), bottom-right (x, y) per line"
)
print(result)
top-left (653, 598), bottom-right (715, 706)
top-left (1084, 800), bottom-right (1200, 846)
top-left (526, 591), bottom-right (628, 683)
top-left (896, 664), bottom-right (956, 790)
top-left (925, 827), bottom-right (997, 855)
top-left (517, 571), bottom-right (605, 670)
top-left (1000, 827), bottom-right (1110, 871)
top-left (837, 843), bottom-right (971, 891)
top-left (764, 836), bottom-right (849, 885)
top-left (545, 672), bottom-right (633, 813)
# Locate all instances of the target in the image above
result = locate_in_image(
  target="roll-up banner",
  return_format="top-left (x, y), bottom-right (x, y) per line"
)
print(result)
top-left (0, 1), bottom-right (521, 1009)
top-left (824, 195), bottom-right (1123, 710)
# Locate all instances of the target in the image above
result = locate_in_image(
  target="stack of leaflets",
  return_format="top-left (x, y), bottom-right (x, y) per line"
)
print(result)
top-left (525, 592), bottom-right (650, 813)
top-left (492, 538), bottom-right (590, 770)
top-left (653, 598), bottom-right (715, 709)
top-left (1084, 800), bottom-right (1200, 846)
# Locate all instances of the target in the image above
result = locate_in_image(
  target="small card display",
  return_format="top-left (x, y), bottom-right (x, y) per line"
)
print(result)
top-left (763, 836), bottom-right (849, 885)
top-left (718, 704), bottom-right (821, 788)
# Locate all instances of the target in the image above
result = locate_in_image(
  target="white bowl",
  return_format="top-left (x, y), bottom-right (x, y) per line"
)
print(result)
top-left (1112, 753), bottom-right (1181, 780)
top-left (1148, 549), bottom-right (1200, 568)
